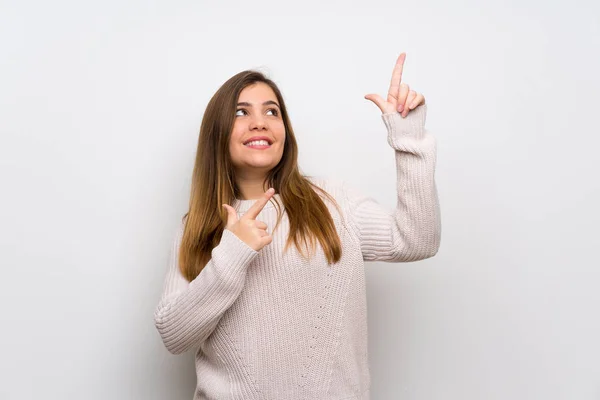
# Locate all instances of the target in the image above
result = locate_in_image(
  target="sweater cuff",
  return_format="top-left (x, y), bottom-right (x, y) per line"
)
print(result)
top-left (203, 229), bottom-right (258, 286)
top-left (382, 104), bottom-right (427, 147)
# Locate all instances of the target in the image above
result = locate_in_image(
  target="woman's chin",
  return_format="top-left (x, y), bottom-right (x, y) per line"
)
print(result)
top-left (243, 157), bottom-right (281, 169)
top-left (240, 161), bottom-right (278, 172)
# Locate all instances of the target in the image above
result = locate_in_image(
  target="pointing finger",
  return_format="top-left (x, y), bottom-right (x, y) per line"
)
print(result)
top-left (243, 188), bottom-right (275, 220)
top-left (387, 53), bottom-right (406, 104)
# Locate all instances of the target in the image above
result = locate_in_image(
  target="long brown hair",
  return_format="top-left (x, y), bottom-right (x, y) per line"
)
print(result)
top-left (179, 70), bottom-right (342, 281)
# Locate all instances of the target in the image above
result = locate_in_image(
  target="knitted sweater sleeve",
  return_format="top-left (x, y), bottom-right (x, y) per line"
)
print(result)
top-left (343, 104), bottom-right (441, 262)
top-left (153, 222), bottom-right (258, 354)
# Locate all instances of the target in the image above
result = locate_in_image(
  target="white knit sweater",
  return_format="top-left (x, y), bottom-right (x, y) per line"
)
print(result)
top-left (154, 104), bottom-right (440, 400)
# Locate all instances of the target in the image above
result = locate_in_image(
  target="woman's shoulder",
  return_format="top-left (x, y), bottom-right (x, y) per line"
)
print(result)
top-left (304, 175), bottom-right (350, 204)
top-left (305, 175), bottom-right (369, 206)
top-left (305, 175), bottom-right (343, 191)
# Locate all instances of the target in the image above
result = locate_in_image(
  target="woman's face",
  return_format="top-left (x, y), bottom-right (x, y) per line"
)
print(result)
top-left (229, 82), bottom-right (286, 177)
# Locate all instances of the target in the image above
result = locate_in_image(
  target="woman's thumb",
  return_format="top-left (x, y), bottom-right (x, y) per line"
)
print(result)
top-left (222, 204), bottom-right (237, 227)
top-left (364, 93), bottom-right (386, 113)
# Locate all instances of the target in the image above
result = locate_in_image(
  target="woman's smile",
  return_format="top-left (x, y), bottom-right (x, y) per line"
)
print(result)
top-left (245, 142), bottom-right (271, 149)
top-left (243, 136), bottom-right (273, 149)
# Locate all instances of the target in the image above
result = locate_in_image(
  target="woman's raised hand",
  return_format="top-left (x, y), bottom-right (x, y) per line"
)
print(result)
top-left (222, 188), bottom-right (275, 251)
top-left (364, 53), bottom-right (426, 118)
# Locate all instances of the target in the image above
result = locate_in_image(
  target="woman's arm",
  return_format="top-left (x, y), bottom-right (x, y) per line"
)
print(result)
top-left (153, 221), bottom-right (258, 354)
top-left (344, 103), bottom-right (441, 262)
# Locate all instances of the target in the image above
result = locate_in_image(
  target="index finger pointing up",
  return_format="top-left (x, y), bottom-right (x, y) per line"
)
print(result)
top-left (388, 53), bottom-right (406, 102)
top-left (243, 188), bottom-right (275, 220)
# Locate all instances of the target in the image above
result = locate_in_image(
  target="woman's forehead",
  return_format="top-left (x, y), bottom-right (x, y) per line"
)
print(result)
top-left (238, 83), bottom-right (278, 103)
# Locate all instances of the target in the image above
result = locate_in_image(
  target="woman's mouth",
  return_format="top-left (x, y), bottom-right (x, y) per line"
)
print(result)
top-left (244, 139), bottom-right (271, 149)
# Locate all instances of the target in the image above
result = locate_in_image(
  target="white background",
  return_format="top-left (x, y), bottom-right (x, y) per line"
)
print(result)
top-left (1, 0), bottom-right (599, 399)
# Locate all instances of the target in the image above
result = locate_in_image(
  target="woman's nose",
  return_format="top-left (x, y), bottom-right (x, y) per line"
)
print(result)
top-left (250, 115), bottom-right (267, 130)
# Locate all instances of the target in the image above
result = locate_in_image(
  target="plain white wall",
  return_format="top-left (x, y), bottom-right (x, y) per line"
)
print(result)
top-left (1, 0), bottom-right (599, 399)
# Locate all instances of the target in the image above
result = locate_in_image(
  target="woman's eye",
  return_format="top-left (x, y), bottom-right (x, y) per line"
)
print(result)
top-left (235, 108), bottom-right (279, 117)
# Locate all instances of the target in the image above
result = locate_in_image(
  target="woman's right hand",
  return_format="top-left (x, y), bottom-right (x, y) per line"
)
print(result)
top-left (222, 188), bottom-right (275, 251)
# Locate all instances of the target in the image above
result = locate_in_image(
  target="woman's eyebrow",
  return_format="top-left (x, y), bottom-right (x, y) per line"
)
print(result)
top-left (236, 100), bottom-right (280, 109)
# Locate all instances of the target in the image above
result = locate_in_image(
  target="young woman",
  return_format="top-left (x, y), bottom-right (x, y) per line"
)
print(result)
top-left (154, 53), bottom-right (441, 400)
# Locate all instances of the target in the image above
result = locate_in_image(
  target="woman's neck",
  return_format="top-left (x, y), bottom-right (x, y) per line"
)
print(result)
top-left (235, 174), bottom-right (270, 200)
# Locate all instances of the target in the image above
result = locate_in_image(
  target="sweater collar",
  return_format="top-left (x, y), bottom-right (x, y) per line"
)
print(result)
top-left (232, 194), bottom-right (282, 213)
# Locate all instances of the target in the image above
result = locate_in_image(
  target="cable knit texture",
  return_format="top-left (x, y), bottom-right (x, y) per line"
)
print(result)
top-left (154, 104), bottom-right (440, 400)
